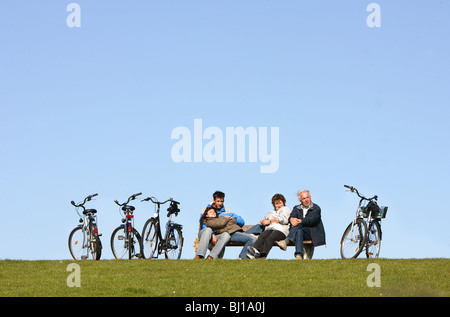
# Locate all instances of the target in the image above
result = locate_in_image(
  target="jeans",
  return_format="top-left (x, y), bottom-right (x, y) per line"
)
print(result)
top-left (287, 225), bottom-right (312, 256)
top-left (245, 224), bottom-right (264, 235)
top-left (230, 231), bottom-right (257, 259)
top-left (197, 228), bottom-right (230, 259)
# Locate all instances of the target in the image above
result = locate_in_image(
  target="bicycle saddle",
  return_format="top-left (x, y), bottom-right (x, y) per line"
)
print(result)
top-left (122, 205), bottom-right (135, 211)
top-left (83, 209), bottom-right (97, 214)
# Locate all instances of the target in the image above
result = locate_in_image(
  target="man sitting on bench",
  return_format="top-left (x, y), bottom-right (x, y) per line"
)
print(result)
top-left (195, 190), bottom-right (254, 259)
top-left (287, 190), bottom-right (326, 259)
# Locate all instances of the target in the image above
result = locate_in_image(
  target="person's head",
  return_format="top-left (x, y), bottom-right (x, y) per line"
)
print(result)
top-left (297, 190), bottom-right (311, 207)
top-left (212, 191), bottom-right (225, 209)
top-left (271, 193), bottom-right (286, 210)
top-left (205, 206), bottom-right (217, 218)
top-left (200, 206), bottom-right (218, 226)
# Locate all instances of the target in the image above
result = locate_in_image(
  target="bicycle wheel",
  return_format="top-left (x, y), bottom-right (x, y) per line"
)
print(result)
top-left (164, 227), bottom-right (183, 259)
top-left (69, 227), bottom-right (89, 260)
top-left (87, 223), bottom-right (102, 260)
top-left (111, 225), bottom-right (143, 259)
top-left (92, 233), bottom-right (102, 260)
top-left (340, 218), bottom-right (368, 259)
top-left (142, 218), bottom-right (159, 259)
top-left (365, 220), bottom-right (381, 258)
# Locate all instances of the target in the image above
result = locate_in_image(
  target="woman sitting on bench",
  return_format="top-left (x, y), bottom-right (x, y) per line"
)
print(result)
top-left (247, 194), bottom-right (291, 259)
top-left (201, 206), bottom-right (257, 259)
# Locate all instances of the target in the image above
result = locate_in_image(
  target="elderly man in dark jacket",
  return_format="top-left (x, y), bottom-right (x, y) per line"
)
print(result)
top-left (287, 190), bottom-right (326, 259)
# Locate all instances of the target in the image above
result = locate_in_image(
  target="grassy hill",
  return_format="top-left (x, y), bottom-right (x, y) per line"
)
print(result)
top-left (0, 258), bottom-right (448, 297)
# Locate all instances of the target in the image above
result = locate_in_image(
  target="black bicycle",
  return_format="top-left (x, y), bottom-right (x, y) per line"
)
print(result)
top-left (340, 185), bottom-right (388, 259)
top-left (68, 193), bottom-right (102, 260)
top-left (110, 193), bottom-right (144, 259)
top-left (141, 197), bottom-right (184, 259)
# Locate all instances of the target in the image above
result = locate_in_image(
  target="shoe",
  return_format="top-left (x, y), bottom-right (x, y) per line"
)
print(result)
top-left (295, 253), bottom-right (303, 260)
top-left (193, 255), bottom-right (204, 260)
top-left (276, 239), bottom-right (287, 251)
top-left (206, 255), bottom-right (214, 260)
top-left (247, 246), bottom-right (260, 259)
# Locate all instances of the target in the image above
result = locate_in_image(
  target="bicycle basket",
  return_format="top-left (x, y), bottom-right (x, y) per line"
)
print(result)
top-left (361, 203), bottom-right (388, 219)
top-left (374, 206), bottom-right (388, 219)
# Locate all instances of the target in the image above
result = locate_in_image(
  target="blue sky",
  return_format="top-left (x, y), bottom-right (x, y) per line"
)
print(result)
top-left (1, 1), bottom-right (449, 260)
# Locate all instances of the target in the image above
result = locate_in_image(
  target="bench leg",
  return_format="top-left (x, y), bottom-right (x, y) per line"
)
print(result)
top-left (303, 245), bottom-right (314, 259)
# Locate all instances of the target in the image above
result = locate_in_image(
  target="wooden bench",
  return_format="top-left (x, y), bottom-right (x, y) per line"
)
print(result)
top-left (226, 225), bottom-right (315, 259)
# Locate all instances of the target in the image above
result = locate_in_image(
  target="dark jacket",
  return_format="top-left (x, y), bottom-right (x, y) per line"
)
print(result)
top-left (290, 203), bottom-right (326, 247)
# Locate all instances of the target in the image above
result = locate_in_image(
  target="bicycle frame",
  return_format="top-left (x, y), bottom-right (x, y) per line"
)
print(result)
top-left (341, 185), bottom-right (384, 259)
top-left (346, 185), bottom-right (377, 235)
top-left (112, 193), bottom-right (142, 259)
top-left (79, 212), bottom-right (99, 259)
top-left (121, 207), bottom-right (136, 239)
top-left (142, 196), bottom-right (183, 258)
top-left (69, 193), bottom-right (102, 260)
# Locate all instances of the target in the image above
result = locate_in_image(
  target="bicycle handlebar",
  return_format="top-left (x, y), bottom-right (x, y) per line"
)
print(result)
top-left (71, 193), bottom-right (98, 208)
top-left (141, 196), bottom-right (179, 205)
top-left (142, 196), bottom-right (180, 217)
top-left (344, 185), bottom-right (377, 201)
top-left (114, 193), bottom-right (142, 206)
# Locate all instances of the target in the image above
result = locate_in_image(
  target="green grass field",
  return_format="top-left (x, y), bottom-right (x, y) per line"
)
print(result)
top-left (0, 258), bottom-right (448, 297)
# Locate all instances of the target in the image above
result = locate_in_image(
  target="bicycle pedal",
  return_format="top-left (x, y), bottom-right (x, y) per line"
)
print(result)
top-left (81, 255), bottom-right (88, 260)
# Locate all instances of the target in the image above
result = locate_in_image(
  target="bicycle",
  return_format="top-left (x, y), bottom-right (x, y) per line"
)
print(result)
top-left (141, 197), bottom-right (184, 259)
top-left (68, 193), bottom-right (102, 260)
top-left (110, 193), bottom-right (144, 259)
top-left (340, 185), bottom-right (388, 259)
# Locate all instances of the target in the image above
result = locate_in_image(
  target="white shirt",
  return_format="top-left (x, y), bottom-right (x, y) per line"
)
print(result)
top-left (300, 202), bottom-right (314, 218)
top-left (264, 206), bottom-right (292, 236)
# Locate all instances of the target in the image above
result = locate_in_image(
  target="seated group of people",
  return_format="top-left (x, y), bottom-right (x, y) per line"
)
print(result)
top-left (194, 190), bottom-right (326, 260)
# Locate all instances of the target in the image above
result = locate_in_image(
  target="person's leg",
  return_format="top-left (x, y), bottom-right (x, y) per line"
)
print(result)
top-left (260, 230), bottom-right (286, 257)
top-left (208, 232), bottom-right (231, 259)
top-left (244, 224), bottom-right (264, 235)
top-left (230, 231), bottom-right (257, 259)
top-left (196, 228), bottom-right (212, 258)
top-left (287, 226), bottom-right (302, 256)
top-left (252, 230), bottom-right (271, 252)
top-left (289, 225), bottom-right (312, 258)
top-left (301, 227), bottom-right (312, 258)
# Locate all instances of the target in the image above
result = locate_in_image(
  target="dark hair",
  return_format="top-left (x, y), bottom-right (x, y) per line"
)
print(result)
top-left (199, 206), bottom-right (217, 228)
top-left (271, 194), bottom-right (286, 208)
top-left (213, 191), bottom-right (225, 200)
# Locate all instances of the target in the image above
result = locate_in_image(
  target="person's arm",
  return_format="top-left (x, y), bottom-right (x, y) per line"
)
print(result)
top-left (260, 210), bottom-right (273, 226)
top-left (199, 209), bottom-right (208, 230)
top-left (204, 217), bottom-right (229, 230)
top-left (276, 206), bottom-right (291, 225)
top-left (289, 206), bottom-right (302, 226)
top-left (222, 212), bottom-right (245, 227)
